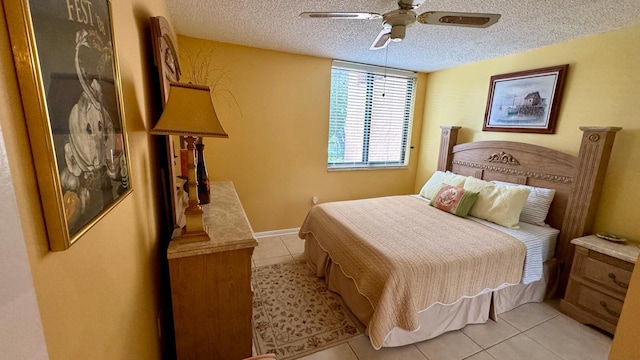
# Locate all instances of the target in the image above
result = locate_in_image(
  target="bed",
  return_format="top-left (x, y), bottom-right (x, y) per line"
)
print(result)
top-left (298, 125), bottom-right (620, 349)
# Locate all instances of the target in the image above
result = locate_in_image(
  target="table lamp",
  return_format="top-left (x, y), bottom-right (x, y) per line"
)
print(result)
top-left (151, 82), bottom-right (228, 243)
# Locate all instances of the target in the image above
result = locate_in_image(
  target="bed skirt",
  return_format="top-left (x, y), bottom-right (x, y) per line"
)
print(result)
top-left (303, 233), bottom-right (557, 348)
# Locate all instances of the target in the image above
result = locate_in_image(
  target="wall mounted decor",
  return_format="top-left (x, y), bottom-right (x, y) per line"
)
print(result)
top-left (5, 0), bottom-right (132, 250)
top-left (483, 64), bottom-right (568, 134)
top-left (150, 16), bottom-right (183, 232)
top-left (150, 16), bottom-right (182, 104)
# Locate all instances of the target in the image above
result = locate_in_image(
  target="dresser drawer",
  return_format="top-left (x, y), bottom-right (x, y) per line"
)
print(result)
top-left (570, 282), bottom-right (623, 324)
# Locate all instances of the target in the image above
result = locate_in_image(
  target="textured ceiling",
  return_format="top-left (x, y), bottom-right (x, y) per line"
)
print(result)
top-left (166, 0), bottom-right (640, 73)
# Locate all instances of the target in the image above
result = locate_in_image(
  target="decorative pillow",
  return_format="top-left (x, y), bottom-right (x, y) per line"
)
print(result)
top-left (430, 184), bottom-right (478, 217)
top-left (419, 171), bottom-right (467, 200)
top-left (492, 180), bottom-right (556, 226)
top-left (463, 176), bottom-right (530, 229)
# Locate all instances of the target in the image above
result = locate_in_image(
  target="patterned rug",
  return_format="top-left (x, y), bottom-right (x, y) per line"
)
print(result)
top-left (252, 260), bottom-right (364, 359)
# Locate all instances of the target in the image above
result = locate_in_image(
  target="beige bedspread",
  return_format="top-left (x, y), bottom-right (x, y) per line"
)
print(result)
top-left (298, 195), bottom-right (526, 349)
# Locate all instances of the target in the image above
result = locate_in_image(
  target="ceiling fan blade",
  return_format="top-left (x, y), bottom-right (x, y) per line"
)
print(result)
top-left (417, 11), bottom-right (501, 28)
top-left (370, 28), bottom-right (391, 50)
top-left (300, 12), bottom-right (382, 20)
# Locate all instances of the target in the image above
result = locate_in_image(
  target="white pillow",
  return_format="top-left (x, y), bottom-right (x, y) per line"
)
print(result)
top-left (463, 176), bottom-right (530, 229)
top-left (419, 171), bottom-right (467, 200)
top-left (492, 181), bottom-right (556, 226)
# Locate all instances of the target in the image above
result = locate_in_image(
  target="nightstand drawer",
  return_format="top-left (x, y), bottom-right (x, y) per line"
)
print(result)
top-left (579, 255), bottom-right (632, 295)
top-left (571, 282), bottom-right (623, 324)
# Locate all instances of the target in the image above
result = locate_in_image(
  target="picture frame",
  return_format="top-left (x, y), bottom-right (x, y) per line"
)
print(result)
top-left (5, 0), bottom-right (132, 251)
top-left (150, 16), bottom-right (184, 234)
top-left (483, 64), bottom-right (568, 134)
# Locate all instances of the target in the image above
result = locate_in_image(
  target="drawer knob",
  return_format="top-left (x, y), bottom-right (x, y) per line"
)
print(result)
top-left (599, 300), bottom-right (620, 318)
top-left (609, 273), bottom-right (629, 289)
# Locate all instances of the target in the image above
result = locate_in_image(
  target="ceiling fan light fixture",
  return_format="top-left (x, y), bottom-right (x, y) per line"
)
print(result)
top-left (390, 25), bottom-right (406, 41)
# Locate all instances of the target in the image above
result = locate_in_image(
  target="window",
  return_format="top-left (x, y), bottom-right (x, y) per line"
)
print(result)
top-left (327, 60), bottom-right (417, 170)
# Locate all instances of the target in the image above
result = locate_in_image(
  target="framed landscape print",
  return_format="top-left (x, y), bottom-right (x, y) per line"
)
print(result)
top-left (483, 64), bottom-right (569, 134)
top-left (5, 0), bottom-right (132, 250)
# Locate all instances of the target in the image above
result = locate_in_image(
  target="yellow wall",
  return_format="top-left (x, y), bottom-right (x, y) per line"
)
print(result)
top-left (0, 0), bottom-right (171, 358)
top-left (416, 24), bottom-right (640, 243)
top-left (177, 36), bottom-right (427, 232)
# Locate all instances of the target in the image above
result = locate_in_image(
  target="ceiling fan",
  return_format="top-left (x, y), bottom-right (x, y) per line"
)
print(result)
top-left (300, 0), bottom-right (501, 50)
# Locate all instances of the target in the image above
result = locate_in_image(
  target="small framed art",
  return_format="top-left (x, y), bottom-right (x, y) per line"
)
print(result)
top-left (483, 64), bottom-right (569, 134)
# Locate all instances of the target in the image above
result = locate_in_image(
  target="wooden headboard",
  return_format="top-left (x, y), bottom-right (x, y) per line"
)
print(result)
top-left (437, 125), bottom-right (621, 295)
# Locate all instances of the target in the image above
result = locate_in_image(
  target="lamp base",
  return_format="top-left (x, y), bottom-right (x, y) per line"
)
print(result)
top-left (172, 228), bottom-right (211, 244)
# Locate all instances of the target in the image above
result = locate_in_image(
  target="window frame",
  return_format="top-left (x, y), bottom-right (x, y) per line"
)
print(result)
top-left (327, 60), bottom-right (417, 171)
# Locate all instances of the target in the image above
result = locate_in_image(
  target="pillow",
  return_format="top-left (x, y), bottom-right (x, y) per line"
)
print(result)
top-left (492, 181), bottom-right (556, 226)
top-left (430, 184), bottom-right (478, 217)
top-left (419, 171), bottom-right (467, 200)
top-left (463, 176), bottom-right (530, 229)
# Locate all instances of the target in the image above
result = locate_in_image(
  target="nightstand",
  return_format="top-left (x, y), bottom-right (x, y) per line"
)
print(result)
top-left (560, 234), bottom-right (639, 334)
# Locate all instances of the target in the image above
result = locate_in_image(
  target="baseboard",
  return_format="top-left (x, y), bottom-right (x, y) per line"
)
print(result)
top-left (254, 228), bottom-right (300, 239)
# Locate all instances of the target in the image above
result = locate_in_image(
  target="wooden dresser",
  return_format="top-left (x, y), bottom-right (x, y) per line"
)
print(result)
top-left (168, 181), bottom-right (258, 359)
top-left (561, 235), bottom-right (639, 334)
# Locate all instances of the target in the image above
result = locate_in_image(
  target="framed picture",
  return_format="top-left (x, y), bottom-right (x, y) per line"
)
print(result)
top-left (483, 64), bottom-right (569, 134)
top-left (150, 16), bottom-right (185, 234)
top-left (5, 0), bottom-right (132, 251)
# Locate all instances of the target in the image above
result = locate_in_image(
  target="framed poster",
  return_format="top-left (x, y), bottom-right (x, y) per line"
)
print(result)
top-left (483, 64), bottom-right (569, 134)
top-left (5, 0), bottom-right (132, 250)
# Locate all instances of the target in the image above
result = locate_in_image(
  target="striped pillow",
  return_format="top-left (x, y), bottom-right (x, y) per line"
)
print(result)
top-left (492, 181), bottom-right (556, 226)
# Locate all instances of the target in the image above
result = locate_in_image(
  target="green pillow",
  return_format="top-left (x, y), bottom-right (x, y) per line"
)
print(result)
top-left (430, 183), bottom-right (479, 218)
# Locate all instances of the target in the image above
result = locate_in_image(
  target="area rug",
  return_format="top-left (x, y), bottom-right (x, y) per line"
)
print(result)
top-left (252, 260), bottom-right (364, 359)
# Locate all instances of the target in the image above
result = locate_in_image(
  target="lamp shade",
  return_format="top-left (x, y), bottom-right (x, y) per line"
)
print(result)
top-left (151, 82), bottom-right (229, 138)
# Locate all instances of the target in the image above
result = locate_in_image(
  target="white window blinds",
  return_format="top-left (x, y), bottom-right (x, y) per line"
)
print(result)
top-left (328, 60), bottom-right (416, 169)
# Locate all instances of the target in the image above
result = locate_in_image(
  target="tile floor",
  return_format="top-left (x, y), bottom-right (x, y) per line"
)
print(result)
top-left (253, 233), bottom-right (613, 360)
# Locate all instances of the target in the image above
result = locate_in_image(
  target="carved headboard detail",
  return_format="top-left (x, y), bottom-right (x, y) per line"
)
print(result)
top-left (485, 151), bottom-right (521, 165)
top-left (451, 160), bottom-right (574, 184)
